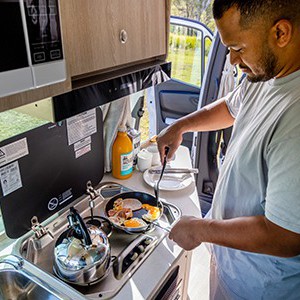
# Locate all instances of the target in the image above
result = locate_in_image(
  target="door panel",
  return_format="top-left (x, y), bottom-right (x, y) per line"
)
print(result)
top-left (60, 0), bottom-right (166, 77)
top-left (160, 90), bottom-right (199, 120)
top-left (154, 79), bottom-right (200, 149)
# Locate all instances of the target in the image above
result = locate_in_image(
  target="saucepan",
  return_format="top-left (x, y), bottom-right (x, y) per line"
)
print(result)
top-left (104, 191), bottom-right (164, 233)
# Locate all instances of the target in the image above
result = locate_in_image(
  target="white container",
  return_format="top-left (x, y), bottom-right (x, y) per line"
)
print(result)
top-left (137, 149), bottom-right (152, 172)
top-left (147, 144), bottom-right (160, 166)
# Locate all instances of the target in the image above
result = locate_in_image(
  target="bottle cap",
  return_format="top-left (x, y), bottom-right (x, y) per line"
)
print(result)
top-left (150, 136), bottom-right (157, 144)
top-left (118, 125), bottom-right (127, 132)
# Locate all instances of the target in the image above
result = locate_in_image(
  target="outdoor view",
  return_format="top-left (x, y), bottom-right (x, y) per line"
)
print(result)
top-left (140, 0), bottom-right (215, 141)
top-left (169, 0), bottom-right (215, 85)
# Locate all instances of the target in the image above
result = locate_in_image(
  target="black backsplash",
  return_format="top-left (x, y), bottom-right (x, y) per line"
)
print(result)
top-left (0, 108), bottom-right (104, 238)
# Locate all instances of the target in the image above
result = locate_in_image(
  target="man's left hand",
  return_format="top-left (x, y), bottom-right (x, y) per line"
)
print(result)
top-left (169, 216), bottom-right (202, 250)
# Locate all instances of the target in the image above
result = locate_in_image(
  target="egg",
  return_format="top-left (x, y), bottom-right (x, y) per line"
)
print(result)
top-left (142, 204), bottom-right (160, 221)
top-left (124, 218), bottom-right (147, 228)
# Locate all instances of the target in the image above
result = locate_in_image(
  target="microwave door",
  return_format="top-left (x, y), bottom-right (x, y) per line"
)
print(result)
top-left (24, 0), bottom-right (66, 87)
top-left (0, 0), bottom-right (34, 97)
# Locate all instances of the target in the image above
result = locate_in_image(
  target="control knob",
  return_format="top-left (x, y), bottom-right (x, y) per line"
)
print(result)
top-left (130, 252), bottom-right (139, 261)
top-left (144, 238), bottom-right (152, 245)
top-left (137, 245), bottom-right (145, 253)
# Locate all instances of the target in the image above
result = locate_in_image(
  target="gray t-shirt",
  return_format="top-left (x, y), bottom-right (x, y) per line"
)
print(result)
top-left (211, 69), bottom-right (300, 299)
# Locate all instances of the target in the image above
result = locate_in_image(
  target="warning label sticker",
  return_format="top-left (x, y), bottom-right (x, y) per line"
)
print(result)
top-left (0, 161), bottom-right (23, 196)
top-left (0, 138), bottom-right (29, 168)
top-left (74, 136), bottom-right (91, 152)
top-left (67, 109), bottom-right (97, 145)
top-left (75, 144), bottom-right (91, 159)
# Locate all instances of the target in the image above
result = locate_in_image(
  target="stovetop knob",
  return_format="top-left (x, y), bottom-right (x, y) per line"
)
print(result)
top-left (144, 238), bottom-right (152, 245)
top-left (137, 245), bottom-right (145, 253)
top-left (130, 252), bottom-right (139, 261)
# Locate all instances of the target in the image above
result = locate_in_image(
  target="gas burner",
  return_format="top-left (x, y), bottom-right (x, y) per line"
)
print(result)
top-left (98, 182), bottom-right (133, 198)
top-left (84, 216), bottom-right (113, 237)
top-left (16, 181), bottom-right (181, 299)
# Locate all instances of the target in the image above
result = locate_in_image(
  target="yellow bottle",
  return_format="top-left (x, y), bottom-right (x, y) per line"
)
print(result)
top-left (112, 126), bottom-right (133, 179)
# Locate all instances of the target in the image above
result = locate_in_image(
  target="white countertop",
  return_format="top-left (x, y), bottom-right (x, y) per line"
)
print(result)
top-left (106, 145), bottom-right (201, 299)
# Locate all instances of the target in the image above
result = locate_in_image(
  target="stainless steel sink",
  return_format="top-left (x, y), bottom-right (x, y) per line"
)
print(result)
top-left (0, 255), bottom-right (86, 300)
top-left (0, 269), bottom-right (59, 300)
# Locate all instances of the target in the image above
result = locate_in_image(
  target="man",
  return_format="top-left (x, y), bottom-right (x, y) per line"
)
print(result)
top-left (157, 0), bottom-right (300, 298)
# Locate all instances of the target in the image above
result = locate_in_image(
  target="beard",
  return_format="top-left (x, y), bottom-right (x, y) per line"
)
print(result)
top-left (245, 45), bottom-right (279, 83)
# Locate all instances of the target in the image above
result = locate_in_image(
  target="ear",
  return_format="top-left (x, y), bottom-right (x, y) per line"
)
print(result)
top-left (272, 19), bottom-right (293, 48)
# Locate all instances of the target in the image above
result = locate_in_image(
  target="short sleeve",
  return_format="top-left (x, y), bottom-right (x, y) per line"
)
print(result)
top-left (265, 104), bottom-right (300, 233)
top-left (225, 79), bottom-right (248, 118)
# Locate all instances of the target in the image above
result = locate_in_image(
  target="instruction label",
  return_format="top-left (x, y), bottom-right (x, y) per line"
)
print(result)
top-left (0, 161), bottom-right (22, 196)
top-left (67, 109), bottom-right (97, 145)
top-left (0, 138), bottom-right (29, 168)
top-left (74, 136), bottom-right (91, 152)
top-left (75, 144), bottom-right (91, 159)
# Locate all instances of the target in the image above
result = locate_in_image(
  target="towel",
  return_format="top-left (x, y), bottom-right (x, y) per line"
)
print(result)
top-left (101, 96), bottom-right (134, 172)
top-left (217, 52), bottom-right (236, 99)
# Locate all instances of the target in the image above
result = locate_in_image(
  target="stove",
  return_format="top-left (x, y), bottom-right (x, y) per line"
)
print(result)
top-left (14, 182), bottom-right (181, 299)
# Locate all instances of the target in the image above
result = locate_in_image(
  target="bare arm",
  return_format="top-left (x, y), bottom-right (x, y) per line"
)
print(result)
top-left (157, 98), bottom-right (234, 161)
top-left (169, 215), bottom-right (300, 257)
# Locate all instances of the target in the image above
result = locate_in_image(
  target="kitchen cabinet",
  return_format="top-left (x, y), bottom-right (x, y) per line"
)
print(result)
top-left (59, 0), bottom-right (169, 79)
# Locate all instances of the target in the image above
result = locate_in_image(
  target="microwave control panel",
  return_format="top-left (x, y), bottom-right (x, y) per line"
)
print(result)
top-left (24, 0), bottom-right (63, 65)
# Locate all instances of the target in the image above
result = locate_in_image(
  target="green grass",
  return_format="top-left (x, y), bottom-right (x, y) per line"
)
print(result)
top-left (168, 48), bottom-right (202, 86)
top-left (0, 110), bottom-right (47, 142)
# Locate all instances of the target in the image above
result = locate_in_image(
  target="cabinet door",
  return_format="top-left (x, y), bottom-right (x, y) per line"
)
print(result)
top-left (60, 0), bottom-right (167, 78)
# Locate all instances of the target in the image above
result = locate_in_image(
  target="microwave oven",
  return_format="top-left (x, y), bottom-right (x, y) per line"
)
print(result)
top-left (0, 0), bottom-right (66, 98)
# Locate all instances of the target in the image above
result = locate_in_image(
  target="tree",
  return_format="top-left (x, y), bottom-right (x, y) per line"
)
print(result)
top-left (172, 0), bottom-right (211, 20)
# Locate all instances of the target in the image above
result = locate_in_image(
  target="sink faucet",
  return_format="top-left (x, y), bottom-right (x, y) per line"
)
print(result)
top-left (0, 254), bottom-right (24, 270)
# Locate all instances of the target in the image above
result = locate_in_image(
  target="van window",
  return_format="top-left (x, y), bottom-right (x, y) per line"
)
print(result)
top-left (168, 18), bottom-right (212, 87)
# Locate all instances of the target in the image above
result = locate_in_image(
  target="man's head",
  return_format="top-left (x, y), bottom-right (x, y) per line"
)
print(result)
top-left (213, 0), bottom-right (300, 82)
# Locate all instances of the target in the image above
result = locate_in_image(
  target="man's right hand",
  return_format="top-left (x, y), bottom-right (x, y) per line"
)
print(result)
top-left (156, 122), bottom-right (184, 163)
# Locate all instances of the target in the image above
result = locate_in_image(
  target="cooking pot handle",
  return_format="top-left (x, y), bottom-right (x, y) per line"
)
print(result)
top-left (68, 207), bottom-right (92, 246)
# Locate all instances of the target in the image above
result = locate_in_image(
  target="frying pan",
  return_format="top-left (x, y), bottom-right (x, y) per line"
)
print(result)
top-left (104, 191), bottom-right (163, 233)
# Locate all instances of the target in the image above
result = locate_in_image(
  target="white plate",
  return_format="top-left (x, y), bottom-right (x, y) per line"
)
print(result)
top-left (143, 166), bottom-right (193, 191)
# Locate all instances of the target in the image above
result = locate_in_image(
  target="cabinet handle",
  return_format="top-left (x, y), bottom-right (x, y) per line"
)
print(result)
top-left (120, 29), bottom-right (128, 44)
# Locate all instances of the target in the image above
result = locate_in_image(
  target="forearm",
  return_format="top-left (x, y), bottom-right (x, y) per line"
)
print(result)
top-left (195, 216), bottom-right (300, 257)
top-left (157, 98), bottom-right (235, 160)
top-left (172, 98), bottom-right (235, 135)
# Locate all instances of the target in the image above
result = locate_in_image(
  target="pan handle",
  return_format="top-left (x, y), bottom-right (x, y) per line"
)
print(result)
top-left (152, 221), bottom-right (172, 233)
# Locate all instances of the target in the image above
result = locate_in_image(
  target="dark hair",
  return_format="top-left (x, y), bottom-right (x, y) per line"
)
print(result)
top-left (213, 0), bottom-right (300, 27)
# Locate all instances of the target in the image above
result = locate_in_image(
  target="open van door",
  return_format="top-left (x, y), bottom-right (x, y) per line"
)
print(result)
top-left (149, 16), bottom-right (235, 215)
top-left (148, 16), bottom-right (214, 150)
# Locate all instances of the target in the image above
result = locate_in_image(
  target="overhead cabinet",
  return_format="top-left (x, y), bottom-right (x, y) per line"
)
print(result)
top-left (60, 0), bottom-right (168, 78)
